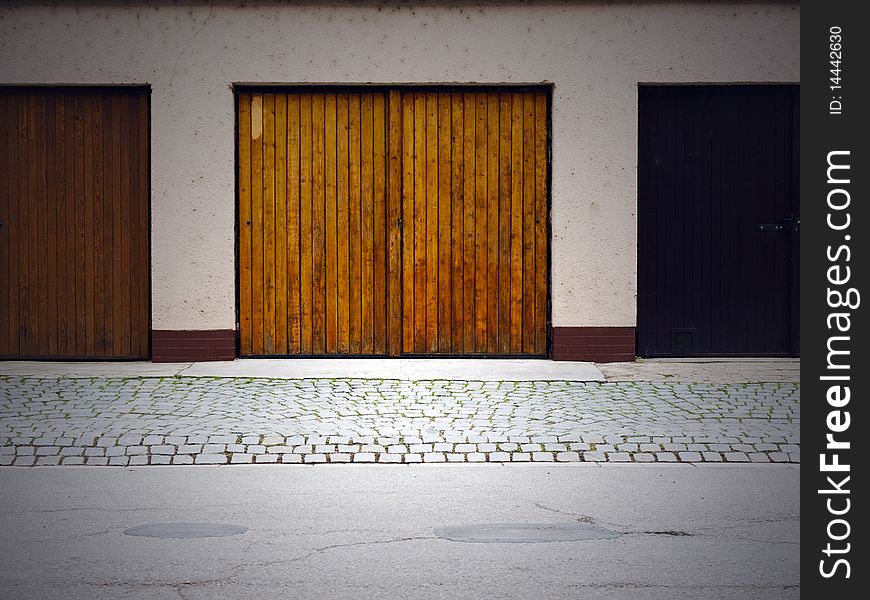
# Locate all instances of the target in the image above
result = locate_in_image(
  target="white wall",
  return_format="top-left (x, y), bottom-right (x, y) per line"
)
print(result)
top-left (0, 1), bottom-right (800, 331)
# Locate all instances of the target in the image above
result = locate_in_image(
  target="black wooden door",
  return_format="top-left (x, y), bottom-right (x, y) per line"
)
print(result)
top-left (637, 85), bottom-right (799, 357)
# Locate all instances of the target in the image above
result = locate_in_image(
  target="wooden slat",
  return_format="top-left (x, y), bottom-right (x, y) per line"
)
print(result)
top-left (35, 94), bottom-right (48, 355)
top-left (449, 93), bottom-right (464, 353)
top-left (110, 94), bottom-right (122, 357)
top-left (101, 95), bottom-right (115, 356)
top-left (311, 93), bottom-right (326, 354)
top-left (497, 93), bottom-right (512, 354)
top-left (386, 90), bottom-right (402, 356)
top-left (136, 93), bottom-right (149, 357)
top-left (436, 92), bottom-right (452, 352)
top-left (238, 94), bottom-right (253, 354)
top-left (118, 93), bottom-right (132, 356)
top-left (64, 95), bottom-right (77, 356)
top-left (250, 94), bottom-right (265, 354)
top-left (400, 92), bottom-right (416, 354)
top-left (424, 93), bottom-right (438, 353)
top-left (91, 95), bottom-right (105, 355)
top-left (335, 93), bottom-right (350, 353)
top-left (26, 94), bottom-right (40, 355)
top-left (5, 95), bottom-right (21, 354)
top-left (462, 92), bottom-right (476, 353)
top-left (359, 94), bottom-right (375, 354)
top-left (262, 93), bottom-right (276, 354)
top-left (534, 92), bottom-right (548, 354)
top-left (348, 94), bottom-right (363, 354)
top-left (413, 92), bottom-right (426, 353)
top-left (371, 93), bottom-right (388, 354)
top-left (274, 93), bottom-right (288, 354)
top-left (486, 93), bottom-right (500, 353)
top-left (0, 94), bottom-right (9, 356)
top-left (18, 96), bottom-right (31, 354)
top-left (44, 95), bottom-right (58, 355)
top-left (324, 93), bottom-right (338, 354)
top-left (299, 93), bottom-right (314, 353)
top-left (286, 94), bottom-right (301, 354)
top-left (522, 93), bottom-right (536, 353)
top-left (474, 92), bottom-right (488, 352)
top-left (509, 92), bottom-right (524, 353)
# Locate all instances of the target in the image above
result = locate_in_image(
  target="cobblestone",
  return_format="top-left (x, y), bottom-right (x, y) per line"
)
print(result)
top-left (0, 377), bottom-right (799, 466)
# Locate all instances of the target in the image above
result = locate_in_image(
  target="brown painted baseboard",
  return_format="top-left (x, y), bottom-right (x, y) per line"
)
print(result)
top-left (552, 327), bottom-right (636, 362)
top-left (151, 330), bottom-right (236, 362)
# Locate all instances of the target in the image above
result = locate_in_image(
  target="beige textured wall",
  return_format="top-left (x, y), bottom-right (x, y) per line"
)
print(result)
top-left (0, 2), bottom-right (800, 331)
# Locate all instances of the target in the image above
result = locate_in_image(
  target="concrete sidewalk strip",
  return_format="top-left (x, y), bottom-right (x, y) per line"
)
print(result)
top-left (0, 375), bottom-right (799, 467)
top-left (0, 358), bottom-right (605, 382)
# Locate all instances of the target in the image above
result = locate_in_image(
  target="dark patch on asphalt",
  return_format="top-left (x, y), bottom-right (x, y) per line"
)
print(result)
top-left (123, 523), bottom-right (249, 539)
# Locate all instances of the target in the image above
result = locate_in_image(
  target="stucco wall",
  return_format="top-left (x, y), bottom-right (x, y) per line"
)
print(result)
top-left (0, 1), bottom-right (800, 331)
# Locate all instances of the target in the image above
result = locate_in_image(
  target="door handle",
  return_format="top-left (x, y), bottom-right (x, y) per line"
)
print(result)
top-left (758, 219), bottom-right (799, 232)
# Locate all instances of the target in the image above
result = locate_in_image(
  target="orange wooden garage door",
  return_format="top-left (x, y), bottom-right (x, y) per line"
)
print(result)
top-left (237, 88), bottom-right (548, 356)
top-left (0, 88), bottom-right (150, 359)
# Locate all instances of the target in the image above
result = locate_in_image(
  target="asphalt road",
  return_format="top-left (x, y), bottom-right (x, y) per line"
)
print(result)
top-left (0, 464), bottom-right (799, 599)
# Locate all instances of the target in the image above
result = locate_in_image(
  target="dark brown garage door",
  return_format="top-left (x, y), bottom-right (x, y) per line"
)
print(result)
top-left (237, 87), bottom-right (550, 356)
top-left (637, 85), bottom-right (799, 357)
top-left (0, 88), bottom-right (150, 359)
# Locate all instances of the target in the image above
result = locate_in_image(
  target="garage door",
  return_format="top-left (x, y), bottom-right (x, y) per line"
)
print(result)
top-left (637, 85), bottom-right (799, 357)
top-left (0, 88), bottom-right (150, 359)
top-left (237, 87), bottom-right (549, 356)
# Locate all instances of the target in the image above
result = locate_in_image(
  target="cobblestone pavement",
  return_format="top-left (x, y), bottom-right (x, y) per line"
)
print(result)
top-left (0, 377), bottom-right (799, 466)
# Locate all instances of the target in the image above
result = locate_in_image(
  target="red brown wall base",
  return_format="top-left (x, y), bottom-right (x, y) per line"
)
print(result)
top-left (151, 330), bottom-right (236, 362)
top-left (552, 327), bottom-right (636, 362)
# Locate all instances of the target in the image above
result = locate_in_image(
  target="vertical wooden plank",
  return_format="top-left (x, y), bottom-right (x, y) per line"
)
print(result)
top-left (299, 93), bottom-right (314, 353)
top-left (449, 93), bottom-right (464, 354)
top-left (497, 93), bottom-right (511, 354)
top-left (360, 94), bottom-right (375, 354)
top-left (3, 94), bottom-right (20, 355)
top-left (412, 92), bottom-right (426, 353)
top-left (0, 94), bottom-right (9, 356)
top-left (238, 93), bottom-right (253, 355)
top-left (43, 95), bottom-right (58, 356)
top-left (522, 93), bottom-right (536, 353)
top-left (92, 94), bottom-right (106, 355)
top-left (286, 94), bottom-right (301, 354)
top-left (24, 94), bottom-right (39, 355)
top-left (534, 92), bottom-right (548, 354)
top-left (119, 94), bottom-right (132, 355)
top-left (311, 93), bottom-right (327, 354)
top-left (35, 94), bottom-right (49, 355)
top-left (274, 93), bottom-right (288, 354)
top-left (335, 93), bottom-right (350, 353)
top-left (424, 93), bottom-right (438, 353)
top-left (262, 93), bottom-right (276, 354)
top-left (101, 95), bottom-right (115, 357)
top-left (348, 93), bottom-right (363, 354)
top-left (65, 95), bottom-right (77, 356)
top-left (371, 93), bottom-right (387, 355)
top-left (436, 92), bottom-right (452, 352)
top-left (509, 93), bottom-right (524, 353)
top-left (250, 94), bottom-right (265, 354)
top-left (474, 92), bottom-right (488, 353)
top-left (17, 96), bottom-right (31, 354)
top-left (110, 93), bottom-right (122, 357)
top-left (324, 93), bottom-right (338, 353)
top-left (83, 94), bottom-right (97, 355)
top-left (128, 93), bottom-right (144, 358)
top-left (486, 93), bottom-right (500, 353)
top-left (386, 90), bottom-right (402, 356)
top-left (401, 92), bottom-right (416, 353)
top-left (462, 92), bottom-right (476, 353)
